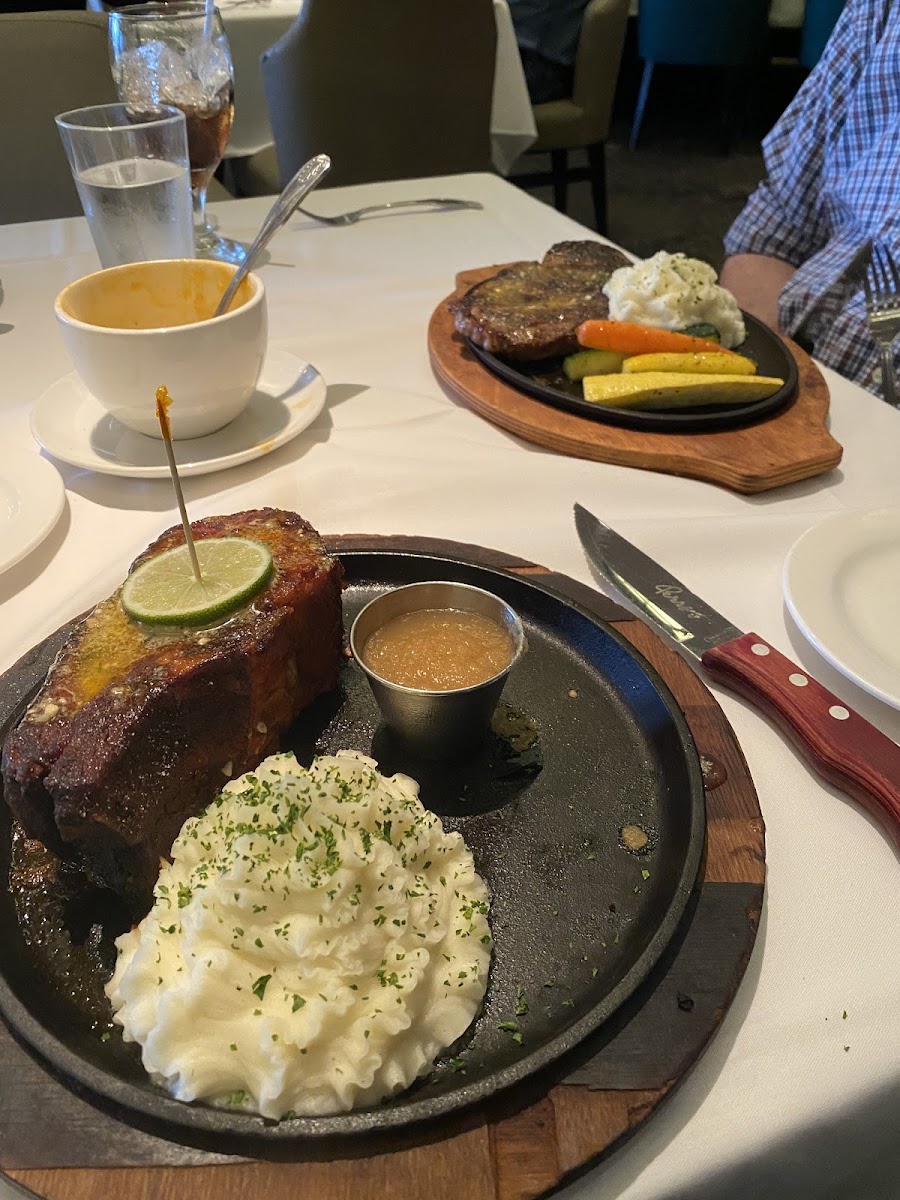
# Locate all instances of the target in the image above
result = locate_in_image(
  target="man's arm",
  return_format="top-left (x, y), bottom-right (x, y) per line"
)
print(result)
top-left (721, 0), bottom-right (868, 329)
top-left (719, 254), bottom-right (797, 332)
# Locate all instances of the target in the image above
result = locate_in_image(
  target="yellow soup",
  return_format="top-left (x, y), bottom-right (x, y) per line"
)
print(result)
top-left (58, 259), bottom-right (254, 330)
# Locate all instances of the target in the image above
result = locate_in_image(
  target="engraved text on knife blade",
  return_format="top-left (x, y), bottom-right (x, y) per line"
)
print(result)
top-left (608, 568), bottom-right (696, 644)
top-left (653, 584), bottom-right (707, 622)
top-left (606, 566), bottom-right (741, 657)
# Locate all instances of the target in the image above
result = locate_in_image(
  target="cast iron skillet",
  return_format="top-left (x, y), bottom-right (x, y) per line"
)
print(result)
top-left (0, 551), bottom-right (705, 1140)
top-left (468, 310), bottom-right (798, 433)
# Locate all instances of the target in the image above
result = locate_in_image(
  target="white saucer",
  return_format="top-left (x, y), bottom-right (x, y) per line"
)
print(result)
top-left (30, 349), bottom-right (326, 479)
top-left (0, 452), bottom-right (66, 575)
top-left (784, 508), bottom-right (900, 710)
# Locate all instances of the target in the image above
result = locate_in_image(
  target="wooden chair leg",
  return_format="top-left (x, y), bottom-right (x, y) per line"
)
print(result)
top-left (629, 59), bottom-right (654, 150)
top-left (586, 142), bottom-right (607, 235)
top-left (551, 149), bottom-right (568, 213)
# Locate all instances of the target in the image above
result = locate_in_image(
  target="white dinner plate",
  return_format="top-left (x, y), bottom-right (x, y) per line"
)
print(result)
top-left (0, 452), bottom-right (66, 575)
top-left (784, 508), bottom-right (900, 710)
top-left (30, 349), bottom-right (326, 479)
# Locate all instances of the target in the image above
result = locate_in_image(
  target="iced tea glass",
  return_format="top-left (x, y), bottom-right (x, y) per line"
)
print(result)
top-left (109, 2), bottom-right (245, 264)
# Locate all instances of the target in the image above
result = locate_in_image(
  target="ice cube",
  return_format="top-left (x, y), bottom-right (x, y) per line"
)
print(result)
top-left (116, 42), bottom-right (190, 107)
top-left (188, 39), bottom-right (233, 97)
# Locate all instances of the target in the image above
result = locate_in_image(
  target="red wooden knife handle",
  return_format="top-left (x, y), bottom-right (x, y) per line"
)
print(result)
top-left (702, 632), bottom-right (900, 849)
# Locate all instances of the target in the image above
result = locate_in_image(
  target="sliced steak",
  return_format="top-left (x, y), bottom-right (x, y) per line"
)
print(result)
top-left (450, 240), bottom-right (632, 360)
top-left (2, 509), bottom-right (344, 912)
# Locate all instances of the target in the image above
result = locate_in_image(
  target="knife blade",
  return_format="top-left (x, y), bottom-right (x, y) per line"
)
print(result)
top-left (574, 503), bottom-right (900, 849)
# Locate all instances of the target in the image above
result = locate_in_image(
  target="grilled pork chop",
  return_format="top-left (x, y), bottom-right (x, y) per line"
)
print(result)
top-left (450, 240), bottom-right (632, 360)
top-left (2, 509), bottom-right (343, 912)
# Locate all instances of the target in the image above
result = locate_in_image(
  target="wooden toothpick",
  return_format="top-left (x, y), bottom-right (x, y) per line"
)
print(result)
top-left (155, 386), bottom-right (203, 583)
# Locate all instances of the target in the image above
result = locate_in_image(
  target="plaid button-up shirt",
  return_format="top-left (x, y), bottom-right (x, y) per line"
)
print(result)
top-left (724, 0), bottom-right (900, 397)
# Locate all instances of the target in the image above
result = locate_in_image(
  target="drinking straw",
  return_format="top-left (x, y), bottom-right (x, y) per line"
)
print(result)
top-left (203, 0), bottom-right (215, 43)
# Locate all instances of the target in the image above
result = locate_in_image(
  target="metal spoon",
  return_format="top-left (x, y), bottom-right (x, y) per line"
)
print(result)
top-left (214, 153), bottom-right (331, 317)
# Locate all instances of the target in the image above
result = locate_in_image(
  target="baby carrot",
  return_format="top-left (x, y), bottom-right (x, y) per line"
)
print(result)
top-left (576, 320), bottom-right (731, 355)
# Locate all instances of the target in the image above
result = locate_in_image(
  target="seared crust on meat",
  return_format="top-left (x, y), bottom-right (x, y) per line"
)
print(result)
top-left (2, 509), bottom-right (343, 911)
top-left (450, 240), bottom-right (632, 360)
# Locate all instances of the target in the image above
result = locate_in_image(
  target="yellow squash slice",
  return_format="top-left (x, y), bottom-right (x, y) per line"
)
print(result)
top-left (582, 371), bottom-right (784, 409)
top-left (622, 351), bottom-right (757, 376)
top-left (563, 349), bottom-right (627, 380)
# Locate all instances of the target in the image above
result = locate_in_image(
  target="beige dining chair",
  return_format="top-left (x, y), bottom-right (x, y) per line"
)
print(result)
top-left (0, 11), bottom-right (119, 224)
top-left (235, 0), bottom-right (497, 196)
top-left (511, 0), bottom-right (629, 235)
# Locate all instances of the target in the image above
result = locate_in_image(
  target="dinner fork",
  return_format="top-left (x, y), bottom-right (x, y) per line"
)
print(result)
top-left (296, 198), bottom-right (483, 226)
top-left (863, 243), bottom-right (900, 408)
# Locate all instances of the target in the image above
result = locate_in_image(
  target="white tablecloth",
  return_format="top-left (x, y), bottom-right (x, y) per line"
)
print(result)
top-left (0, 175), bottom-right (898, 1199)
top-left (219, 0), bottom-right (536, 174)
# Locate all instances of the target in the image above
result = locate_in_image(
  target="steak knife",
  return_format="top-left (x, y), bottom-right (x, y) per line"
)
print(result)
top-left (574, 503), bottom-right (900, 849)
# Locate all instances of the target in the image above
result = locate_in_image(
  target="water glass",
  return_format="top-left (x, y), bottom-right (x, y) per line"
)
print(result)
top-left (56, 104), bottom-right (193, 269)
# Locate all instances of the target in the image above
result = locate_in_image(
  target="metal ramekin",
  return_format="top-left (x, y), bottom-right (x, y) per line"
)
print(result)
top-left (350, 581), bottom-right (526, 760)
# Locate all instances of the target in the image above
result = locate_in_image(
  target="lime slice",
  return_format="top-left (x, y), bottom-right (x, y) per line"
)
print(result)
top-left (121, 537), bottom-right (274, 626)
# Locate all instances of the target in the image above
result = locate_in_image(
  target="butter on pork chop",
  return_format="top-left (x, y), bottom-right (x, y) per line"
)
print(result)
top-left (450, 240), bottom-right (632, 361)
top-left (2, 509), bottom-right (344, 913)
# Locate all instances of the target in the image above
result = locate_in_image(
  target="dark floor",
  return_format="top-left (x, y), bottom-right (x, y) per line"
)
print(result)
top-left (512, 28), bottom-right (810, 269)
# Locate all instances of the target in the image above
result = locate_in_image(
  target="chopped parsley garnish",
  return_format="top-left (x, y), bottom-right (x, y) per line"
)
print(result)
top-left (375, 819), bottom-right (393, 845)
top-left (252, 973), bottom-right (272, 1000)
top-left (498, 1020), bottom-right (523, 1044)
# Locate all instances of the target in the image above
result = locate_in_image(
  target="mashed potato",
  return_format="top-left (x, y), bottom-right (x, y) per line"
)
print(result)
top-left (603, 251), bottom-right (746, 348)
top-left (106, 750), bottom-right (491, 1118)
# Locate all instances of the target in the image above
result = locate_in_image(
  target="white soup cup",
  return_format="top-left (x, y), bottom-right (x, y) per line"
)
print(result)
top-left (54, 258), bottom-right (267, 440)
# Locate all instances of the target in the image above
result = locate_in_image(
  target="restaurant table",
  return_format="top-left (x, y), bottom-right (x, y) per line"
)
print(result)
top-left (0, 173), bottom-right (898, 1200)
top-left (219, 0), bottom-right (537, 174)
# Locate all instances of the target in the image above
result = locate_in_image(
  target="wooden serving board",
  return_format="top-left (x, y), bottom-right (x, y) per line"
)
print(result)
top-left (429, 266), bottom-right (843, 493)
top-left (1, 535), bottom-right (765, 1200)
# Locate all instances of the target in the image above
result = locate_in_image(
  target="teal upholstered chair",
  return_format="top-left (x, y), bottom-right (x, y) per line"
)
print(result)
top-left (800, 0), bottom-right (846, 68)
top-left (629, 0), bottom-right (771, 150)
